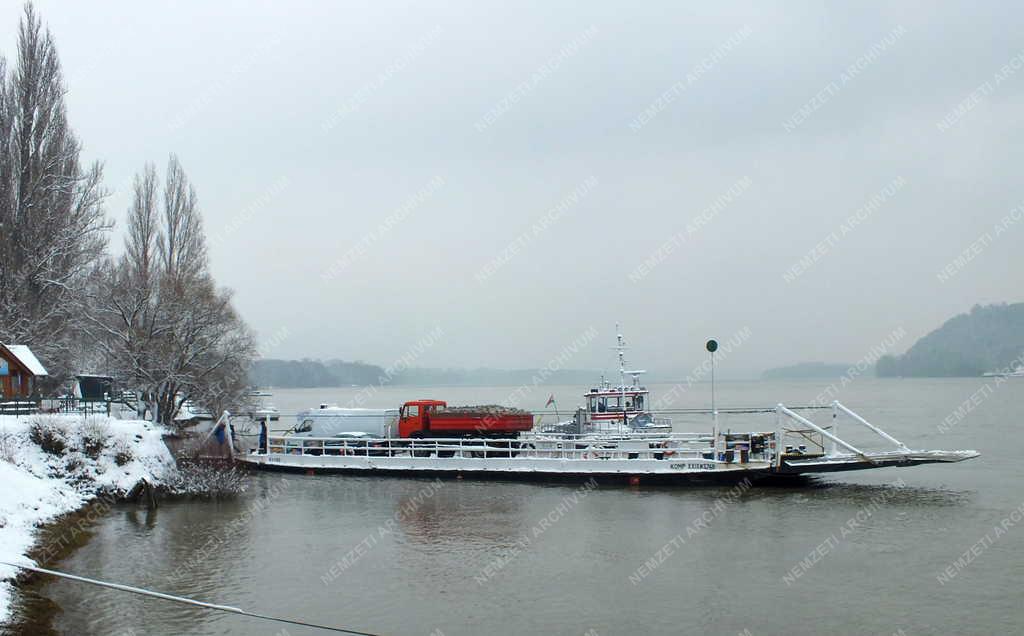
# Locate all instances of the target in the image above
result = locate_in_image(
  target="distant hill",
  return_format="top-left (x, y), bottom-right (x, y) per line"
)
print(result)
top-left (250, 358), bottom-right (599, 388)
top-left (251, 359), bottom-right (385, 388)
top-left (762, 362), bottom-right (854, 379)
top-left (876, 303), bottom-right (1024, 377)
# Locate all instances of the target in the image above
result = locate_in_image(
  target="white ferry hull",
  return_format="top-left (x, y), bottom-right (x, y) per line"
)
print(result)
top-left (237, 452), bottom-right (772, 482)
top-left (235, 448), bottom-right (978, 482)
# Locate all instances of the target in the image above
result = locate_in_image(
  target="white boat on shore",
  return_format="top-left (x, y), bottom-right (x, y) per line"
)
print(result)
top-left (982, 365), bottom-right (1024, 378)
top-left (244, 390), bottom-right (280, 422)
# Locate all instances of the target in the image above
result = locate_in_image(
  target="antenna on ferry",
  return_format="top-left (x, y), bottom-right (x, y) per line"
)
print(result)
top-left (706, 339), bottom-right (719, 458)
top-left (617, 323), bottom-right (627, 428)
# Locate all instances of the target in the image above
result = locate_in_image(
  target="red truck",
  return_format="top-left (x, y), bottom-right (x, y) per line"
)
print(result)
top-left (398, 399), bottom-right (534, 439)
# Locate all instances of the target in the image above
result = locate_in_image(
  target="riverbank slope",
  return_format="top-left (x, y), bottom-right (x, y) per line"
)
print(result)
top-left (0, 414), bottom-right (176, 624)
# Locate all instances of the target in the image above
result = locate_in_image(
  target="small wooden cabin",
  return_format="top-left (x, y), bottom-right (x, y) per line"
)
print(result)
top-left (0, 343), bottom-right (49, 400)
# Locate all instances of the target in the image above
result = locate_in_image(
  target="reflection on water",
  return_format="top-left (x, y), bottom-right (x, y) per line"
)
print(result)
top-left (747, 477), bottom-right (974, 507)
top-left (39, 379), bottom-right (1024, 635)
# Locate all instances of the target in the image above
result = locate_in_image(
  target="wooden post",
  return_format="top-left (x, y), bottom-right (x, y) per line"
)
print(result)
top-left (225, 415), bottom-right (237, 458)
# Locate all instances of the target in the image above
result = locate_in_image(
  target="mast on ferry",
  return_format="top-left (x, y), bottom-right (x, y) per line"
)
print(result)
top-left (617, 324), bottom-right (627, 427)
top-left (615, 324), bottom-right (646, 427)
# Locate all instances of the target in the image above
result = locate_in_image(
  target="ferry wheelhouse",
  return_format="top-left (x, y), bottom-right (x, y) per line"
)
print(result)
top-left (582, 374), bottom-right (670, 433)
top-left (574, 329), bottom-right (671, 434)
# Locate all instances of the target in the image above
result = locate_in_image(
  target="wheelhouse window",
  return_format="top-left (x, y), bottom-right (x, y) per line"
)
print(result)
top-left (590, 395), bottom-right (624, 413)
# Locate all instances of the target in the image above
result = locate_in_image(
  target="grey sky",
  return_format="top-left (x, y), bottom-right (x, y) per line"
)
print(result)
top-left (3, 1), bottom-right (1021, 377)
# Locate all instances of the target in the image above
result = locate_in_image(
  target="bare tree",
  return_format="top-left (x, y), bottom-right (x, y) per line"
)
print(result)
top-left (0, 2), bottom-right (110, 379)
top-left (125, 163), bottom-right (159, 284)
top-left (159, 154), bottom-right (206, 285)
top-left (84, 156), bottom-right (255, 424)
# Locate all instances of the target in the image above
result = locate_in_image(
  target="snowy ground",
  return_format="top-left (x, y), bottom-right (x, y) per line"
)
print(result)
top-left (0, 414), bottom-right (176, 624)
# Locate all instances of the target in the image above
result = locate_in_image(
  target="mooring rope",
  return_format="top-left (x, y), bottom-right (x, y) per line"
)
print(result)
top-left (1, 561), bottom-right (383, 635)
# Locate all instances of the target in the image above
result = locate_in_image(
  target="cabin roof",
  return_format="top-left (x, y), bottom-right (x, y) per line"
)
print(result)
top-left (1, 344), bottom-right (48, 376)
top-left (586, 388), bottom-right (649, 396)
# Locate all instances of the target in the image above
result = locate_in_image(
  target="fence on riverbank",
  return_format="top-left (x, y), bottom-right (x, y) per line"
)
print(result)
top-left (0, 399), bottom-right (39, 416)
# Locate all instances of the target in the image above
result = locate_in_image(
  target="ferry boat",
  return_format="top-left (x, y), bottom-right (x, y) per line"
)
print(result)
top-left (231, 395), bottom-right (979, 484)
top-left (230, 327), bottom-right (980, 483)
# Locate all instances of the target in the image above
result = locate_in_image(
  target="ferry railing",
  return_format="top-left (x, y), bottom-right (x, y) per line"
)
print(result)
top-left (262, 434), bottom-right (777, 464)
top-left (774, 401), bottom-right (910, 467)
top-left (777, 403), bottom-right (862, 464)
top-left (832, 400), bottom-right (908, 452)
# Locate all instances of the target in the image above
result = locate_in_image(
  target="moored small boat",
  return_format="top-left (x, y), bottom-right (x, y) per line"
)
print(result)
top-left (244, 390), bottom-right (280, 422)
top-left (982, 365), bottom-right (1024, 378)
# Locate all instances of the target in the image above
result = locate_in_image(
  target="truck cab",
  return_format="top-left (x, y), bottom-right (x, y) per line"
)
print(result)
top-left (399, 399), bottom-right (447, 438)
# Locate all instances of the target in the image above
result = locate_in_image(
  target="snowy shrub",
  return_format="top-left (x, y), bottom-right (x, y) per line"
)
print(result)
top-left (29, 417), bottom-right (70, 455)
top-left (65, 454), bottom-right (84, 474)
top-left (113, 439), bottom-right (134, 466)
top-left (80, 419), bottom-right (110, 459)
top-left (0, 427), bottom-right (16, 463)
top-left (165, 459), bottom-right (248, 497)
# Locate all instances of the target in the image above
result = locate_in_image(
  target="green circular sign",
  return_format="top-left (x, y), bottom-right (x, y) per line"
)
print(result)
top-left (706, 339), bottom-right (718, 353)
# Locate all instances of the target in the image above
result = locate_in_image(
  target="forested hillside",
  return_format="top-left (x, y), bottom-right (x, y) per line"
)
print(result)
top-left (876, 303), bottom-right (1024, 377)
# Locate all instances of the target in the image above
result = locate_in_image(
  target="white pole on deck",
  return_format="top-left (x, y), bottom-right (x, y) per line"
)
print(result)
top-left (833, 400), bottom-right (909, 451)
top-left (831, 401), bottom-right (838, 456)
top-left (775, 405), bottom-right (783, 468)
top-left (707, 339), bottom-right (719, 459)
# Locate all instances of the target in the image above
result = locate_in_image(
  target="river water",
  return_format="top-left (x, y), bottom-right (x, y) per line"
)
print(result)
top-left (40, 378), bottom-right (1023, 635)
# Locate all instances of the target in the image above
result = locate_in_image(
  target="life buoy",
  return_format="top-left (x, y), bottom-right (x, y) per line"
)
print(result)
top-left (660, 440), bottom-right (676, 457)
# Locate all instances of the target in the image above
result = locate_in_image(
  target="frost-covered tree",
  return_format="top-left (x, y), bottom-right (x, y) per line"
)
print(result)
top-left (158, 155), bottom-right (206, 285)
top-left (0, 3), bottom-right (110, 378)
top-left (84, 156), bottom-right (255, 425)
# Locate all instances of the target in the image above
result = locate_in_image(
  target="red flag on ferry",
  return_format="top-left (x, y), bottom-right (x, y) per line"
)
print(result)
top-left (545, 394), bottom-right (556, 407)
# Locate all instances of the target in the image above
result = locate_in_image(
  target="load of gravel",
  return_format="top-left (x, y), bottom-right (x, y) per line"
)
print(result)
top-left (443, 405), bottom-right (530, 415)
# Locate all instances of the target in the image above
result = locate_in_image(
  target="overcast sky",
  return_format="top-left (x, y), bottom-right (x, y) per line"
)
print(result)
top-left (2, 1), bottom-right (1021, 377)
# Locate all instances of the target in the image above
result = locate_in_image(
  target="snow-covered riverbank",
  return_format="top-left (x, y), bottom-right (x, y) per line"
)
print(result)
top-left (0, 414), bottom-right (176, 624)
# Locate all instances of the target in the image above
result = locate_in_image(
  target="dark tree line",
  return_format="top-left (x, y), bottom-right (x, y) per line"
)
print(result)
top-left (0, 4), bottom-right (255, 423)
top-left (252, 359), bottom-right (386, 388)
top-left (251, 358), bottom-right (599, 388)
